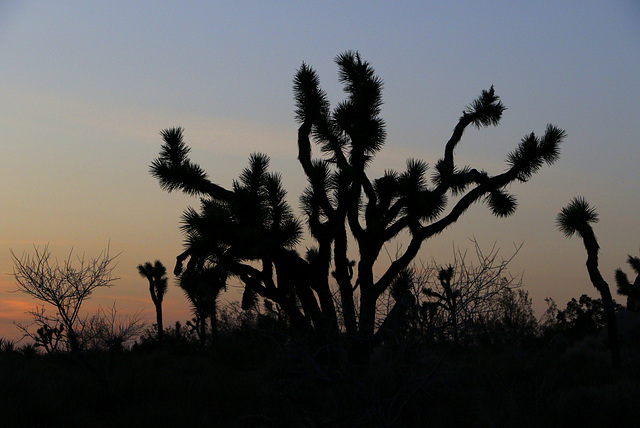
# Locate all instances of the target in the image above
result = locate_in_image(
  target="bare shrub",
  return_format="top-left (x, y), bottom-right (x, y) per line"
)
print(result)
top-left (11, 244), bottom-right (119, 352)
top-left (78, 302), bottom-right (145, 351)
top-left (405, 239), bottom-right (523, 345)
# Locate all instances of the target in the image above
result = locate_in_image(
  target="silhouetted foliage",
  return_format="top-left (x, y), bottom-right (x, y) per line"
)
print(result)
top-left (137, 260), bottom-right (168, 341)
top-left (134, 321), bottom-right (201, 354)
top-left (178, 263), bottom-right (227, 347)
top-left (615, 251), bottom-right (640, 311)
top-left (0, 338), bottom-right (16, 354)
top-left (557, 197), bottom-right (621, 368)
top-left (3, 289), bottom-right (640, 426)
top-left (541, 294), bottom-right (624, 343)
top-left (151, 51), bottom-right (564, 359)
top-left (78, 303), bottom-right (145, 352)
top-left (13, 306), bottom-right (66, 354)
top-left (34, 320), bottom-right (65, 354)
top-left (406, 240), bottom-right (522, 346)
top-left (480, 288), bottom-right (538, 346)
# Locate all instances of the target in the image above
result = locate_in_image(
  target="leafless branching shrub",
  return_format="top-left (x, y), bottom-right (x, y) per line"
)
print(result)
top-left (11, 244), bottom-right (119, 352)
top-left (407, 239), bottom-right (523, 345)
top-left (78, 302), bottom-right (146, 351)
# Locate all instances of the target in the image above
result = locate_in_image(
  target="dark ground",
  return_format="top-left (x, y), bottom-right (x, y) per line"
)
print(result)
top-left (1, 335), bottom-right (639, 427)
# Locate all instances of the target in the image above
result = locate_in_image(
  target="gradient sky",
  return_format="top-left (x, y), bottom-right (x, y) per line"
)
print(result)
top-left (1, 1), bottom-right (639, 341)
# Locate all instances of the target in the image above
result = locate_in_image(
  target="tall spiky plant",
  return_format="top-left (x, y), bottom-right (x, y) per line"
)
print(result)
top-left (295, 51), bottom-right (564, 352)
top-left (151, 51), bottom-right (565, 358)
top-left (137, 260), bottom-right (168, 341)
top-left (178, 264), bottom-right (226, 346)
top-left (557, 197), bottom-right (621, 369)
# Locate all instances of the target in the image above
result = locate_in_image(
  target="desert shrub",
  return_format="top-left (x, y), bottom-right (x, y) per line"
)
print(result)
top-left (78, 303), bottom-right (145, 352)
top-left (0, 337), bottom-right (17, 354)
top-left (133, 321), bottom-right (201, 354)
top-left (394, 241), bottom-right (523, 348)
top-left (541, 294), bottom-right (624, 343)
top-left (479, 288), bottom-right (539, 346)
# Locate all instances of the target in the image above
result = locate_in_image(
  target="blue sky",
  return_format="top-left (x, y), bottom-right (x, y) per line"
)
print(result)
top-left (1, 1), bottom-right (639, 340)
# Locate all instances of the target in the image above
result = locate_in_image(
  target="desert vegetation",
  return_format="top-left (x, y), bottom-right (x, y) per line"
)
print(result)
top-left (2, 267), bottom-right (640, 427)
top-left (3, 52), bottom-right (639, 427)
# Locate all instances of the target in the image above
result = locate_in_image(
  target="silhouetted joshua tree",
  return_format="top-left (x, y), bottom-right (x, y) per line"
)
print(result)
top-left (173, 225), bottom-right (230, 346)
top-left (137, 260), bottom-right (168, 341)
top-left (557, 197), bottom-right (621, 369)
top-left (151, 51), bottom-right (564, 359)
top-left (615, 252), bottom-right (640, 312)
top-left (178, 263), bottom-right (227, 346)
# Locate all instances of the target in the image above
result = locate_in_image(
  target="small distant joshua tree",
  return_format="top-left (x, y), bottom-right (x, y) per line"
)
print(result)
top-left (137, 260), bottom-right (168, 341)
top-left (557, 197), bottom-right (620, 369)
top-left (615, 252), bottom-right (640, 312)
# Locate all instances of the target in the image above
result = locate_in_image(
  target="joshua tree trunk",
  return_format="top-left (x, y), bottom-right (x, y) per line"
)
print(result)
top-left (198, 313), bottom-right (207, 349)
top-left (451, 303), bottom-right (459, 347)
top-left (583, 232), bottom-right (621, 369)
top-left (154, 300), bottom-right (164, 341)
top-left (210, 302), bottom-right (218, 344)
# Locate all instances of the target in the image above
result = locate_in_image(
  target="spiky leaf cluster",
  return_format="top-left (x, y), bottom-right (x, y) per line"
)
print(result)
top-left (507, 125), bottom-right (565, 182)
top-left (422, 266), bottom-right (461, 305)
top-left (334, 51), bottom-right (386, 160)
top-left (137, 261), bottom-right (168, 303)
top-left (486, 189), bottom-right (518, 217)
top-left (150, 128), bottom-right (211, 196)
top-left (462, 85), bottom-right (506, 128)
top-left (615, 253), bottom-right (640, 299)
top-left (181, 154), bottom-right (302, 259)
top-left (294, 63), bottom-right (330, 125)
top-left (390, 268), bottom-right (415, 301)
top-left (395, 159), bottom-right (447, 222)
top-left (556, 196), bottom-right (599, 238)
top-left (179, 263), bottom-right (227, 317)
top-left (294, 50), bottom-right (386, 166)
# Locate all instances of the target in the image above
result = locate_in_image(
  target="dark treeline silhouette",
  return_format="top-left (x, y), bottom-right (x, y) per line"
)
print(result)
top-left (541, 294), bottom-right (624, 343)
top-left (4, 240), bottom-right (640, 426)
top-left (3, 274), bottom-right (640, 426)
